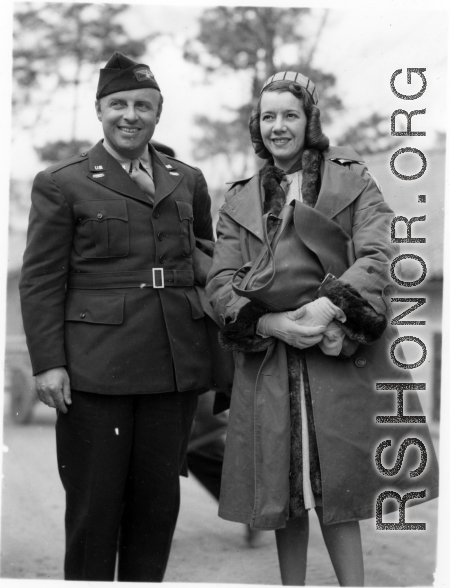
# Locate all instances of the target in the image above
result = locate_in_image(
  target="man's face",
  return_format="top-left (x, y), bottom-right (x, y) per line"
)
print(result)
top-left (95, 88), bottom-right (162, 159)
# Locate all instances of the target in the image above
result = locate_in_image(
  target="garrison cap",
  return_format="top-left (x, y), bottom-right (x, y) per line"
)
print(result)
top-left (261, 71), bottom-right (318, 105)
top-left (96, 52), bottom-right (160, 99)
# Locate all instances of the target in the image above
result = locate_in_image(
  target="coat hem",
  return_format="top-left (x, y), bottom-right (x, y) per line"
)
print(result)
top-left (218, 505), bottom-right (287, 531)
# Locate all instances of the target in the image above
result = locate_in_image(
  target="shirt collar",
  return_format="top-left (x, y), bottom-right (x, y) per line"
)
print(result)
top-left (102, 139), bottom-right (152, 172)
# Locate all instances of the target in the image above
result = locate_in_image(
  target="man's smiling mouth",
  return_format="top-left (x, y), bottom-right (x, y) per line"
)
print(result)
top-left (119, 127), bottom-right (140, 134)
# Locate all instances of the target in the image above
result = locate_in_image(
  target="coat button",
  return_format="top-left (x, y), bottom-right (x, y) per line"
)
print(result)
top-left (355, 357), bottom-right (366, 368)
top-left (159, 255), bottom-right (166, 263)
top-left (158, 232), bottom-right (164, 241)
top-left (367, 266), bottom-right (374, 274)
top-left (97, 213), bottom-right (103, 219)
top-left (80, 312), bottom-right (86, 319)
top-left (153, 211), bottom-right (160, 219)
top-left (383, 285), bottom-right (394, 296)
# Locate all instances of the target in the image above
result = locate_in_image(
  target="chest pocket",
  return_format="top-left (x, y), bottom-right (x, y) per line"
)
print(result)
top-left (175, 200), bottom-right (195, 257)
top-left (73, 199), bottom-right (129, 259)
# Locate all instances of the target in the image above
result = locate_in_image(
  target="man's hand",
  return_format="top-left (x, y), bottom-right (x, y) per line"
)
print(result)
top-left (257, 307), bottom-right (326, 349)
top-left (35, 367), bottom-right (72, 413)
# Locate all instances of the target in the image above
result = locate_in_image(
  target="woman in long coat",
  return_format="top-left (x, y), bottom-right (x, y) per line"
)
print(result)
top-left (206, 72), bottom-right (439, 586)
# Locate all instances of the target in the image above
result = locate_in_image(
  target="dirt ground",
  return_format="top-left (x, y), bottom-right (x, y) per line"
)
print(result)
top-left (0, 394), bottom-right (442, 586)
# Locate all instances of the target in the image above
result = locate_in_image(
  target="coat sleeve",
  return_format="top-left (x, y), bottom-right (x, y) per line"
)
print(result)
top-left (206, 203), bottom-right (273, 352)
top-left (19, 169), bottom-right (75, 375)
top-left (192, 168), bottom-right (214, 241)
top-left (191, 168), bottom-right (216, 287)
top-left (318, 164), bottom-right (398, 345)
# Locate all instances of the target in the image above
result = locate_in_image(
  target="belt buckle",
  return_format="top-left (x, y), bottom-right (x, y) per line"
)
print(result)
top-left (152, 268), bottom-right (165, 288)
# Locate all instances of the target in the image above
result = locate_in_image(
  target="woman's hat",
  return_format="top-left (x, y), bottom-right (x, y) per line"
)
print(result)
top-left (261, 71), bottom-right (318, 105)
top-left (96, 52), bottom-right (160, 100)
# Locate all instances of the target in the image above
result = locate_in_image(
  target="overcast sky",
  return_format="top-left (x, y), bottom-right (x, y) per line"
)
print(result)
top-left (7, 1), bottom-right (448, 187)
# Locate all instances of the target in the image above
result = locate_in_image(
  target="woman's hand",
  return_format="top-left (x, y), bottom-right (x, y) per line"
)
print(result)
top-left (257, 307), bottom-right (326, 349)
top-left (299, 297), bottom-right (346, 326)
top-left (318, 321), bottom-right (346, 356)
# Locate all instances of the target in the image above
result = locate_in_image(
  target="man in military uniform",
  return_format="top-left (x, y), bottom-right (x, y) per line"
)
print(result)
top-left (19, 52), bottom-right (214, 582)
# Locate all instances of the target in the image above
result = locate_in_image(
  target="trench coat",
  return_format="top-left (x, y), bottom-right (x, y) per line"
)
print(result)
top-left (206, 146), bottom-right (439, 529)
top-left (19, 141), bottom-right (214, 394)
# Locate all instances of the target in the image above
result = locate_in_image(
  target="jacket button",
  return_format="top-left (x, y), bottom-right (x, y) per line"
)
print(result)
top-left (158, 232), bottom-right (164, 241)
top-left (80, 312), bottom-right (86, 319)
top-left (367, 266), bottom-right (374, 274)
top-left (97, 213), bottom-right (103, 219)
top-left (355, 357), bottom-right (366, 368)
top-left (153, 211), bottom-right (160, 219)
top-left (383, 285), bottom-right (394, 296)
top-left (159, 255), bottom-right (166, 263)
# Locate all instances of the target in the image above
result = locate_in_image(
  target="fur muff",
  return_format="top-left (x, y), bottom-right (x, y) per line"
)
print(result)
top-left (219, 299), bottom-right (273, 352)
top-left (319, 278), bottom-right (387, 344)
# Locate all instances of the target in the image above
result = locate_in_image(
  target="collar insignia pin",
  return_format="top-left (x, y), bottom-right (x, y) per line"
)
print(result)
top-left (169, 172), bottom-right (179, 176)
top-left (165, 164), bottom-right (173, 169)
top-left (93, 173), bottom-right (105, 178)
top-left (94, 165), bottom-right (104, 170)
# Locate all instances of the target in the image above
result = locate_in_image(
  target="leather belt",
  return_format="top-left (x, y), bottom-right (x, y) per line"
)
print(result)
top-left (68, 269), bottom-right (194, 289)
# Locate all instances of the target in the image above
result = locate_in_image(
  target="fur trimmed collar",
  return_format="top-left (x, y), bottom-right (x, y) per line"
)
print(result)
top-left (261, 149), bottom-right (321, 218)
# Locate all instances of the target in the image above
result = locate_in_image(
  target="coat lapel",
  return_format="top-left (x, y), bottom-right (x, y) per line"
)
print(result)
top-left (294, 203), bottom-right (353, 275)
top-left (222, 174), bottom-right (265, 242)
top-left (315, 156), bottom-right (368, 219)
top-left (222, 150), bottom-right (368, 241)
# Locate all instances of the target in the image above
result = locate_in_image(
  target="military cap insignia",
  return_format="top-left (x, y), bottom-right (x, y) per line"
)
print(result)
top-left (134, 67), bottom-right (154, 82)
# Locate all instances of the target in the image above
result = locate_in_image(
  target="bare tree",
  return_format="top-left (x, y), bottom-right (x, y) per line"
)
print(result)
top-left (184, 7), bottom-right (342, 175)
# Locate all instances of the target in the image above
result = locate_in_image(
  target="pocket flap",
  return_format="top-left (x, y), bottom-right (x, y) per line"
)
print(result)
top-left (74, 199), bottom-right (128, 225)
top-left (65, 291), bottom-right (124, 324)
top-left (175, 200), bottom-right (194, 222)
top-left (184, 289), bottom-right (205, 320)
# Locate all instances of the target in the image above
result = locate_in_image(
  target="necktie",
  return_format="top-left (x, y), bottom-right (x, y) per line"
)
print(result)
top-left (130, 159), bottom-right (155, 202)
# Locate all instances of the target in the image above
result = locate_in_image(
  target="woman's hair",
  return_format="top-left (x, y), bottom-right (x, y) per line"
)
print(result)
top-left (249, 80), bottom-right (330, 159)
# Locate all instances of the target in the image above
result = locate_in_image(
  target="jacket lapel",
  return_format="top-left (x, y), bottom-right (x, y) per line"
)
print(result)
top-left (150, 144), bottom-right (184, 209)
top-left (222, 174), bottom-right (265, 242)
top-left (86, 141), bottom-right (184, 207)
top-left (86, 141), bottom-right (153, 205)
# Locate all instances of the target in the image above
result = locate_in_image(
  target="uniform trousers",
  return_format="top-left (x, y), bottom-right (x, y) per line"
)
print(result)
top-left (55, 388), bottom-right (198, 582)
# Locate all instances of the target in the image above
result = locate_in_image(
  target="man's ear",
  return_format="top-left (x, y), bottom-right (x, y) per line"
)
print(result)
top-left (156, 95), bottom-right (163, 124)
top-left (95, 100), bottom-right (102, 121)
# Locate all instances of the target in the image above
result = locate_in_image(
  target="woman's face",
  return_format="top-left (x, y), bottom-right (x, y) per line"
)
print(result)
top-left (260, 90), bottom-right (307, 171)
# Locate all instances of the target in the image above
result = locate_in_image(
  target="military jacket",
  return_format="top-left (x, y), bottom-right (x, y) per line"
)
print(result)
top-left (19, 141), bottom-right (214, 394)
